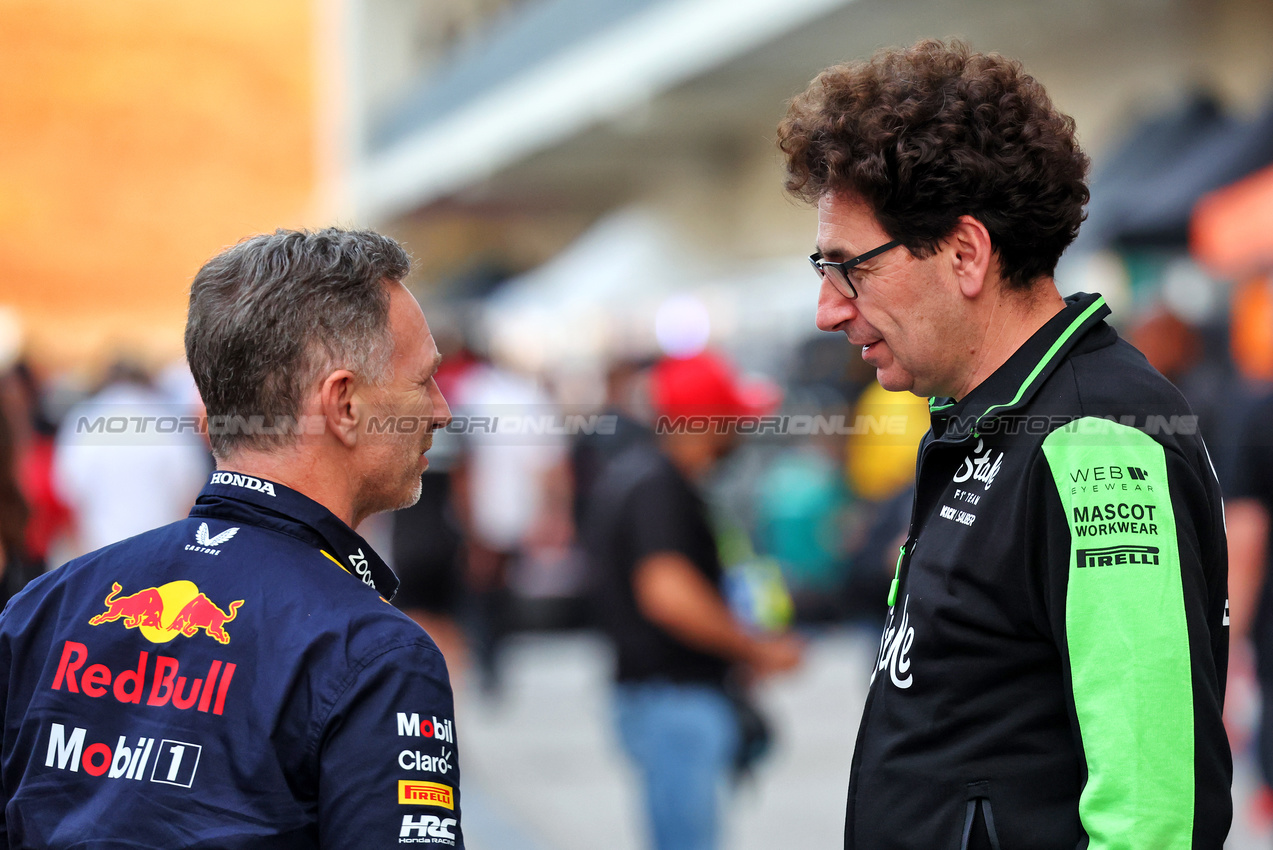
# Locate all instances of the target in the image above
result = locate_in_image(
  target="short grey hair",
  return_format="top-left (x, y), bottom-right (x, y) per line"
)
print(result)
top-left (185, 227), bottom-right (411, 459)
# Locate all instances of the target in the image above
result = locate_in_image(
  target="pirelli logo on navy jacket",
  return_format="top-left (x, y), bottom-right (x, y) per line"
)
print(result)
top-left (847, 293), bottom-right (1230, 850)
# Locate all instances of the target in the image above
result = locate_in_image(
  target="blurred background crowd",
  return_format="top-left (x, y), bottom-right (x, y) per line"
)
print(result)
top-left (4, 0), bottom-right (1273, 847)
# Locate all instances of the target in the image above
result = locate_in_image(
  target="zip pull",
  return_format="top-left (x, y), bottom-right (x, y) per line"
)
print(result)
top-left (888, 543), bottom-right (906, 607)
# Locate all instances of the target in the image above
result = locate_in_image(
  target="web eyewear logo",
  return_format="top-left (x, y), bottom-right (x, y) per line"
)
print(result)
top-left (1068, 465), bottom-right (1152, 486)
top-left (44, 723), bottom-right (202, 787)
top-left (89, 581), bottom-right (244, 645)
top-left (1076, 545), bottom-right (1161, 569)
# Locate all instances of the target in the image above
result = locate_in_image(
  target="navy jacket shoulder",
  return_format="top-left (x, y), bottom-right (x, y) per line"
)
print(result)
top-left (0, 473), bottom-right (463, 850)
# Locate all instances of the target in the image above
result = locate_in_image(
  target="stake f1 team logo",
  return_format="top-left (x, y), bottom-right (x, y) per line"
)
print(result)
top-left (953, 438), bottom-right (1004, 490)
top-left (89, 581), bottom-right (244, 645)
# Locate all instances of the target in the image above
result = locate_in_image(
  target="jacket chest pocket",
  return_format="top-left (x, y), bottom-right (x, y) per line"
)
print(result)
top-left (961, 781), bottom-right (1004, 850)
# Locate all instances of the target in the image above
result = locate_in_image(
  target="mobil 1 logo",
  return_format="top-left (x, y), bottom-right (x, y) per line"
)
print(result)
top-left (45, 723), bottom-right (202, 787)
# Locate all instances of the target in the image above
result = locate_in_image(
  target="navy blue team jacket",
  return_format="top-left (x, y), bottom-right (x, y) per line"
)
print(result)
top-left (0, 472), bottom-right (462, 849)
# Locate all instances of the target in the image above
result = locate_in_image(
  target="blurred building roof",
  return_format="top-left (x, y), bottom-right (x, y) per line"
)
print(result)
top-left (370, 0), bottom-right (660, 153)
top-left (1078, 90), bottom-right (1273, 251)
top-left (354, 0), bottom-right (853, 221)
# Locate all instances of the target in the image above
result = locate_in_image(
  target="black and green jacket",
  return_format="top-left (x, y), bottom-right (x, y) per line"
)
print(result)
top-left (846, 293), bottom-right (1231, 850)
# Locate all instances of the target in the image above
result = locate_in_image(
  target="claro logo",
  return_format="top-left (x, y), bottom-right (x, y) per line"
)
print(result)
top-left (51, 641), bottom-right (236, 715)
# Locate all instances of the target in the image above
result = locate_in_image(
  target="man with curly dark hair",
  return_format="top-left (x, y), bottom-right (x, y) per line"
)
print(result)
top-left (779, 40), bottom-right (1230, 849)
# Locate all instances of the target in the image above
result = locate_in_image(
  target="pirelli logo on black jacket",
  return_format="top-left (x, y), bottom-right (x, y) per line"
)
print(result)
top-left (1075, 545), bottom-right (1161, 569)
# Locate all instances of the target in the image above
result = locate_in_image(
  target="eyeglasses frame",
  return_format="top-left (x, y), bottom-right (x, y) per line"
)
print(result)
top-left (808, 239), bottom-right (903, 300)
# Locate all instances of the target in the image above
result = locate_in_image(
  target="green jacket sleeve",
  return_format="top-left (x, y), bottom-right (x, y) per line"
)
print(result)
top-left (1039, 416), bottom-right (1226, 850)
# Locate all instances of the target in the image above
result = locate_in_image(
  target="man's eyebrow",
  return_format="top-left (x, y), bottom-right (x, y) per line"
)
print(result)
top-left (427, 352), bottom-right (443, 377)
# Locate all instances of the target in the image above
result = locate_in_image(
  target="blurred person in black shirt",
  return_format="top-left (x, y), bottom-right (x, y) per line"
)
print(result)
top-left (584, 351), bottom-right (801, 850)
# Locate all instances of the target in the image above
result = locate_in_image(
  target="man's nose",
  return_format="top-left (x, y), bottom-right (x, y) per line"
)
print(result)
top-left (815, 277), bottom-right (858, 332)
top-left (432, 388), bottom-right (453, 431)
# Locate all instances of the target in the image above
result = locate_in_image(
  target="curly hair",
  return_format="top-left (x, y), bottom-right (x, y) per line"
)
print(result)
top-left (778, 39), bottom-right (1089, 290)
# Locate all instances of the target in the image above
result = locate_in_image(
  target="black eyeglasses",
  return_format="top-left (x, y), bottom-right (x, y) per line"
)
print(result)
top-left (809, 240), bottom-right (902, 299)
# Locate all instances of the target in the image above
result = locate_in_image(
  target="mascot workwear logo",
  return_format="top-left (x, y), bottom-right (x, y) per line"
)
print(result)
top-left (186, 522), bottom-right (239, 556)
top-left (89, 581), bottom-right (244, 645)
top-left (209, 471), bottom-right (276, 496)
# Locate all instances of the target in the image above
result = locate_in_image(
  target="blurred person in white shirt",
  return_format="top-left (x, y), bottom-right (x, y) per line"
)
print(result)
top-left (450, 356), bottom-right (573, 692)
top-left (52, 360), bottom-right (210, 557)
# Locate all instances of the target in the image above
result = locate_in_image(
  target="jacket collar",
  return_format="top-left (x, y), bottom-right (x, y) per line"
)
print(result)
top-left (189, 471), bottom-right (400, 600)
top-left (928, 292), bottom-right (1110, 442)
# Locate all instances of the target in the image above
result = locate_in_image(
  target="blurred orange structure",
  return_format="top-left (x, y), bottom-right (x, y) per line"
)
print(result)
top-left (0, 0), bottom-right (318, 370)
top-left (1192, 164), bottom-right (1273, 279)
top-left (1192, 164), bottom-right (1273, 381)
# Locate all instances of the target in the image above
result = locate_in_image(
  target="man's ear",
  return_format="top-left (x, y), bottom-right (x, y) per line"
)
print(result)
top-left (319, 370), bottom-right (360, 448)
top-left (947, 215), bottom-right (995, 298)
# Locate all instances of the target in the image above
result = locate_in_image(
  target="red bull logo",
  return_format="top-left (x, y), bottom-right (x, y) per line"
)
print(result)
top-left (51, 640), bottom-right (236, 715)
top-left (89, 581), bottom-right (244, 645)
